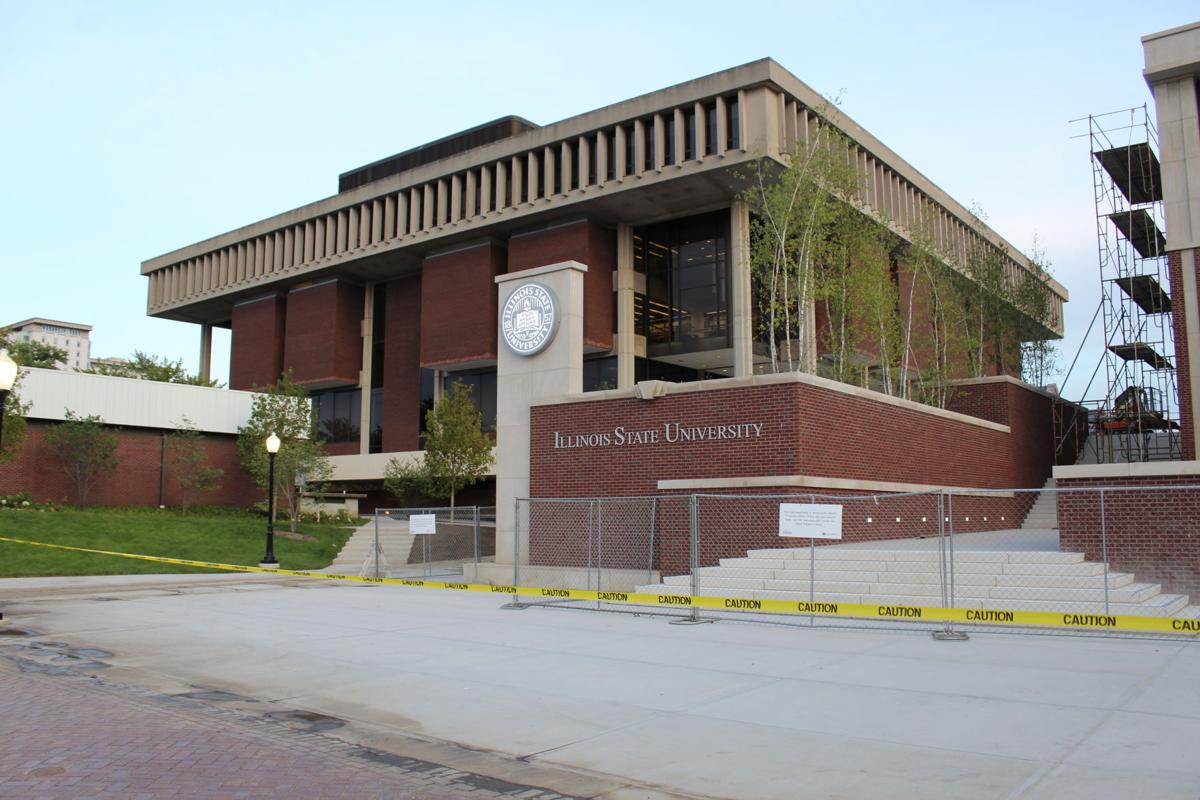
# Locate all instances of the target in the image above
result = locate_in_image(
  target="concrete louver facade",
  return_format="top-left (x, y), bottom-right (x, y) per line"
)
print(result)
top-left (141, 57), bottom-right (1069, 475)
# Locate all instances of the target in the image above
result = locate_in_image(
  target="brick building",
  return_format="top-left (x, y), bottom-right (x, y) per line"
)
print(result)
top-left (2, 318), bottom-right (92, 371)
top-left (141, 59), bottom-right (1067, 505)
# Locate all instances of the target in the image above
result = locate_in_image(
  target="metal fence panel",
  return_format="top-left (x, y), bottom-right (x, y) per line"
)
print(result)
top-left (340, 506), bottom-right (492, 578)
top-left (504, 485), bottom-right (1200, 638)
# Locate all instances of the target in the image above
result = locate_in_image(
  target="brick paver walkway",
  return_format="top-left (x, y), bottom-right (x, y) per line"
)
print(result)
top-left (0, 647), bottom-right (568, 800)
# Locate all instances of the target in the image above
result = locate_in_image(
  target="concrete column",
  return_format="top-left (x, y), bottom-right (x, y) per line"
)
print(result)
top-left (450, 175), bottom-right (462, 223)
top-left (614, 126), bottom-right (627, 179)
top-left (511, 156), bottom-right (524, 204)
top-left (560, 142), bottom-right (572, 193)
top-left (616, 223), bottom-right (636, 389)
top-left (527, 152), bottom-right (539, 202)
top-left (543, 146), bottom-right (556, 198)
top-left (1180, 248), bottom-right (1200, 458)
top-left (480, 165), bottom-right (493, 215)
top-left (577, 136), bottom-right (590, 187)
top-left (198, 323), bottom-right (212, 384)
top-left (493, 262), bottom-right (587, 569)
top-left (730, 199), bottom-right (753, 377)
top-left (358, 283), bottom-right (375, 455)
top-left (653, 114), bottom-right (666, 170)
top-left (694, 101), bottom-right (707, 159)
top-left (633, 119), bottom-right (646, 175)
top-left (741, 86), bottom-right (781, 158)
top-left (596, 130), bottom-right (608, 184)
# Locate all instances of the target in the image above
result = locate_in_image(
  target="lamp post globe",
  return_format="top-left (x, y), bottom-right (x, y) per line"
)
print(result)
top-left (261, 432), bottom-right (282, 567)
top-left (0, 349), bottom-right (17, 449)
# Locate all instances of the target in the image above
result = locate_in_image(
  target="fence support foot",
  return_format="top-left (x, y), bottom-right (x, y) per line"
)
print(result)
top-left (499, 602), bottom-right (530, 610)
top-left (932, 628), bottom-right (969, 641)
top-left (669, 617), bottom-right (714, 625)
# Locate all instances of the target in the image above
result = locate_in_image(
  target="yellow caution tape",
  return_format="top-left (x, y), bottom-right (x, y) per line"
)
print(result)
top-left (1, 535), bottom-right (1196, 635)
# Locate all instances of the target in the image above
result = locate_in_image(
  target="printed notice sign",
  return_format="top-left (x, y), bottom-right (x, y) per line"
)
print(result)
top-left (409, 514), bottom-right (437, 535)
top-left (778, 503), bottom-right (843, 539)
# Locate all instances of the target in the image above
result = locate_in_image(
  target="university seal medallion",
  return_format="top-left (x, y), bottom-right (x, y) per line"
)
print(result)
top-left (500, 282), bottom-right (559, 356)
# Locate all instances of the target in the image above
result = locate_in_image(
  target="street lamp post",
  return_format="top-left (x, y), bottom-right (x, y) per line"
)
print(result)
top-left (261, 432), bottom-right (281, 568)
top-left (0, 350), bottom-right (17, 450)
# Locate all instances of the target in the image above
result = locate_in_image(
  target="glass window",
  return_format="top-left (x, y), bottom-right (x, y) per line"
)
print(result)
top-left (726, 94), bottom-right (740, 150)
top-left (684, 107), bottom-right (696, 161)
top-left (704, 101), bottom-right (718, 156)
top-left (313, 388), bottom-right (361, 443)
top-left (624, 124), bottom-right (636, 176)
top-left (583, 357), bottom-right (618, 392)
top-left (633, 210), bottom-right (730, 355)
top-left (606, 130), bottom-right (617, 181)
top-left (665, 115), bottom-right (675, 165)
top-left (442, 370), bottom-right (496, 432)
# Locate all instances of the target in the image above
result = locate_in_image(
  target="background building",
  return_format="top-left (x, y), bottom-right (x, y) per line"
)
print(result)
top-left (2, 318), bottom-right (92, 371)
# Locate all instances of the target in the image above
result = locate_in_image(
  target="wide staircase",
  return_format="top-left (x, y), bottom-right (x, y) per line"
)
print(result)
top-left (637, 535), bottom-right (1200, 619)
top-left (321, 516), bottom-right (414, 575)
top-left (1020, 477), bottom-right (1058, 530)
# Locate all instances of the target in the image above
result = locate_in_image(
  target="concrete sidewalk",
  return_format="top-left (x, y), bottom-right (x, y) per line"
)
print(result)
top-left (2, 574), bottom-right (1198, 799)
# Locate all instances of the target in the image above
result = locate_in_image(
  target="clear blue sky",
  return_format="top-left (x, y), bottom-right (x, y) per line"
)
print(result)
top-left (1, 1), bottom-right (1195, 398)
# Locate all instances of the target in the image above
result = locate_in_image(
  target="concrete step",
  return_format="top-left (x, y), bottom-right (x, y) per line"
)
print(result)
top-left (683, 569), bottom-right (1136, 590)
top-left (720, 557), bottom-right (1104, 576)
top-left (740, 548), bottom-right (1084, 564)
top-left (674, 577), bottom-right (1162, 604)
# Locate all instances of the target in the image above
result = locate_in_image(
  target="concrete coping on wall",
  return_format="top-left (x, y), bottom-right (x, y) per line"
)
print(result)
top-left (657, 474), bottom-right (1014, 498)
top-left (1054, 460), bottom-right (1200, 481)
top-left (948, 374), bottom-right (1057, 400)
top-left (538, 370), bottom-right (1011, 434)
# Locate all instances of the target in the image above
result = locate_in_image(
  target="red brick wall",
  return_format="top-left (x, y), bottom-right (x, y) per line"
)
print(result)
top-left (0, 422), bottom-right (261, 508)
top-left (1057, 475), bottom-right (1200, 599)
top-left (230, 295), bottom-right (286, 390)
top-left (533, 380), bottom-right (1052, 496)
top-left (527, 490), bottom-right (1032, 575)
top-left (284, 281), bottom-right (364, 388)
top-left (1169, 249), bottom-right (1195, 459)
top-left (383, 275), bottom-right (422, 452)
top-left (420, 243), bottom-right (505, 367)
top-left (530, 379), bottom-right (1052, 571)
top-left (507, 219), bottom-right (616, 350)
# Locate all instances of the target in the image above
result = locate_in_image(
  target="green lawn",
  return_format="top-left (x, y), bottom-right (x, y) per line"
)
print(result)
top-left (0, 508), bottom-right (356, 577)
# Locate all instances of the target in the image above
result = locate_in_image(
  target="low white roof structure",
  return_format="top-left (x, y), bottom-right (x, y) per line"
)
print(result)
top-left (16, 367), bottom-right (258, 434)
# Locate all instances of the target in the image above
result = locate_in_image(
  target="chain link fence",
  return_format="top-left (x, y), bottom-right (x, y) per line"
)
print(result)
top-left (511, 486), bottom-right (1200, 636)
top-left (347, 506), bottom-right (495, 579)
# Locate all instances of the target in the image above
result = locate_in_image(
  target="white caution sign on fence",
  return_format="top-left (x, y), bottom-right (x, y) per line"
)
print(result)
top-left (778, 503), bottom-right (843, 539)
top-left (409, 514), bottom-right (437, 534)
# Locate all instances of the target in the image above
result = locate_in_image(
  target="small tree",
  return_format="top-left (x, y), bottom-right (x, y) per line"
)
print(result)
top-left (382, 458), bottom-right (437, 507)
top-left (384, 382), bottom-right (493, 508)
top-left (42, 411), bottom-right (119, 505)
top-left (237, 371), bottom-right (332, 532)
top-left (169, 417), bottom-right (223, 513)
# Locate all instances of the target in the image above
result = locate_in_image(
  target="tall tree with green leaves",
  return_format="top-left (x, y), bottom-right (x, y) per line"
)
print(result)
top-left (237, 371), bottom-right (331, 532)
top-left (42, 411), bottom-right (119, 505)
top-left (746, 113), bottom-right (862, 374)
top-left (0, 329), bottom-right (67, 369)
top-left (169, 417), bottom-right (224, 513)
top-left (385, 382), bottom-right (492, 508)
top-left (88, 350), bottom-right (221, 387)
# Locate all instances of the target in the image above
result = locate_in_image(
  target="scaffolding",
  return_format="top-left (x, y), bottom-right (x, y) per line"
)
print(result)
top-left (1085, 106), bottom-right (1179, 462)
